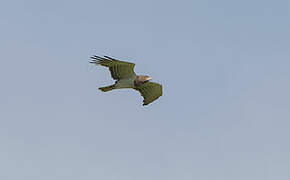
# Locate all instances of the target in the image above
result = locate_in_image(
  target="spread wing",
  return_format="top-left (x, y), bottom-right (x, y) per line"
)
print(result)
top-left (134, 82), bottom-right (162, 106)
top-left (90, 55), bottom-right (136, 80)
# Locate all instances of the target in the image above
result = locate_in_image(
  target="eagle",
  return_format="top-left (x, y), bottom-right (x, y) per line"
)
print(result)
top-left (90, 55), bottom-right (162, 106)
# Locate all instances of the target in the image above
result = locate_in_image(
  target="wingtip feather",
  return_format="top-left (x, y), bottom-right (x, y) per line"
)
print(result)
top-left (89, 60), bottom-right (100, 65)
top-left (104, 55), bottom-right (114, 60)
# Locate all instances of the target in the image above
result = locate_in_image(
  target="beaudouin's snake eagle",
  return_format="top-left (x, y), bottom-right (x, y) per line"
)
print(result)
top-left (90, 55), bottom-right (162, 106)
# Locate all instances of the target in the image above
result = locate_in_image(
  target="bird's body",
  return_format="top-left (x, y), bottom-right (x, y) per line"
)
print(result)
top-left (115, 76), bottom-right (136, 89)
top-left (90, 55), bottom-right (162, 106)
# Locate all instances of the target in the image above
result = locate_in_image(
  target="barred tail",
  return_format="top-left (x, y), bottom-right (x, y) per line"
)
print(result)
top-left (99, 85), bottom-right (116, 92)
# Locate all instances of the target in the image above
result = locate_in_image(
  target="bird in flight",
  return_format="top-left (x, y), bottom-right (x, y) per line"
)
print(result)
top-left (90, 55), bottom-right (162, 106)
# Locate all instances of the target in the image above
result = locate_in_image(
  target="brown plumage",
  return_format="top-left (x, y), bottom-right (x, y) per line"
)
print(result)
top-left (90, 55), bottom-right (162, 106)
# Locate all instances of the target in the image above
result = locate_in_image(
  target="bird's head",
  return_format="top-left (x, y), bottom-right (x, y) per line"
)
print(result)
top-left (136, 75), bottom-right (152, 83)
top-left (143, 75), bottom-right (152, 82)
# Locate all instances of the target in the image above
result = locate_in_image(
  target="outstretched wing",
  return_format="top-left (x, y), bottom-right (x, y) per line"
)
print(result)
top-left (134, 82), bottom-right (162, 106)
top-left (90, 55), bottom-right (136, 80)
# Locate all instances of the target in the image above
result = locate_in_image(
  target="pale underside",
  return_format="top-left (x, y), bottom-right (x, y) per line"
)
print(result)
top-left (115, 77), bottom-right (136, 89)
top-left (90, 55), bottom-right (162, 106)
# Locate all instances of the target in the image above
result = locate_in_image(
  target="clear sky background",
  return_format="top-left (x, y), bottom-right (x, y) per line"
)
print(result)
top-left (1, 0), bottom-right (290, 179)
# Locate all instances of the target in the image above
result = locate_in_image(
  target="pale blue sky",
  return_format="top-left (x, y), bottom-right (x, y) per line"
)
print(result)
top-left (1, 0), bottom-right (290, 179)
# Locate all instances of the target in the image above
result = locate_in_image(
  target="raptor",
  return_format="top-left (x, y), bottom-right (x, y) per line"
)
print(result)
top-left (90, 55), bottom-right (162, 106)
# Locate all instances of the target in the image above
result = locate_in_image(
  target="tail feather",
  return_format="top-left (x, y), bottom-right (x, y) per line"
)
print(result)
top-left (99, 85), bottom-right (115, 92)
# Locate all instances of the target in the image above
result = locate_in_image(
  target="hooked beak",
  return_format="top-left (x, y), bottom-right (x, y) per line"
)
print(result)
top-left (145, 77), bottom-right (152, 81)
